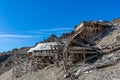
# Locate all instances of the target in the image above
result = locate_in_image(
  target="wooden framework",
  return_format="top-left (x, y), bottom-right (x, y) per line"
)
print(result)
top-left (31, 48), bottom-right (56, 69)
top-left (67, 21), bottom-right (112, 63)
top-left (28, 43), bottom-right (62, 70)
top-left (70, 22), bottom-right (111, 46)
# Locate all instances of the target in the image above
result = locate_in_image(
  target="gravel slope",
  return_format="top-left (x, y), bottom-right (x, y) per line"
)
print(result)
top-left (0, 69), bottom-right (12, 80)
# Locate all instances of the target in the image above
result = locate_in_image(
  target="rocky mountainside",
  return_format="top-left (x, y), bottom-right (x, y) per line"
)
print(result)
top-left (0, 47), bottom-right (30, 75)
top-left (10, 48), bottom-right (120, 80)
top-left (112, 18), bottom-right (120, 24)
top-left (0, 30), bottom-right (74, 75)
top-left (41, 31), bottom-right (75, 42)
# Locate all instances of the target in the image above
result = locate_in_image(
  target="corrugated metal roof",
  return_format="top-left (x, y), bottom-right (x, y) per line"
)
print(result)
top-left (27, 48), bottom-right (34, 53)
top-left (27, 42), bottom-right (61, 53)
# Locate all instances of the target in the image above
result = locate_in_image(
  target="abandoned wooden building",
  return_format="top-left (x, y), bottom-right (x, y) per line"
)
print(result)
top-left (27, 42), bottom-right (62, 69)
top-left (67, 21), bottom-right (112, 63)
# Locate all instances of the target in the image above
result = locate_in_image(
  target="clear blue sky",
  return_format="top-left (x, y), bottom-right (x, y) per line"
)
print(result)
top-left (0, 0), bottom-right (120, 52)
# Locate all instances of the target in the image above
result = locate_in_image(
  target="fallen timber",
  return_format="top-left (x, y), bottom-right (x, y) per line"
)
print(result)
top-left (75, 56), bottom-right (120, 78)
top-left (68, 43), bottom-right (120, 79)
top-left (101, 43), bottom-right (120, 54)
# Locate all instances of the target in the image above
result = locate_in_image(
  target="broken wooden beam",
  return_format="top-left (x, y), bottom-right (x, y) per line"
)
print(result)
top-left (68, 51), bottom-right (98, 54)
top-left (68, 46), bottom-right (98, 50)
top-left (75, 57), bottom-right (120, 78)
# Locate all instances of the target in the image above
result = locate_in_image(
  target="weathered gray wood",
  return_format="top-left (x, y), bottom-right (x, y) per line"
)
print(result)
top-left (68, 46), bottom-right (96, 50)
top-left (68, 51), bottom-right (97, 54)
top-left (104, 44), bottom-right (120, 54)
top-left (75, 57), bottom-right (120, 78)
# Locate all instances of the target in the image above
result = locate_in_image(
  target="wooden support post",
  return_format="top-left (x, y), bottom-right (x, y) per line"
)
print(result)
top-left (48, 51), bottom-right (51, 66)
top-left (56, 45), bottom-right (59, 67)
top-left (41, 57), bottom-right (43, 68)
top-left (50, 45), bottom-right (55, 65)
top-left (80, 53), bottom-right (82, 62)
top-left (63, 45), bottom-right (68, 76)
top-left (83, 49), bottom-right (86, 64)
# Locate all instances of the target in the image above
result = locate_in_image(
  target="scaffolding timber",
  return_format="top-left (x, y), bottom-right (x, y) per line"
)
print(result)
top-left (67, 21), bottom-right (112, 63)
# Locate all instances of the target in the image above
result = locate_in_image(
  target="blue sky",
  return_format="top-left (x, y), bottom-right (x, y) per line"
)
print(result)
top-left (0, 0), bottom-right (120, 52)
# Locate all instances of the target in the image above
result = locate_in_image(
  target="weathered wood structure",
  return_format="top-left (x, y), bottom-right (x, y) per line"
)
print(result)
top-left (27, 42), bottom-right (62, 69)
top-left (67, 21), bottom-right (112, 63)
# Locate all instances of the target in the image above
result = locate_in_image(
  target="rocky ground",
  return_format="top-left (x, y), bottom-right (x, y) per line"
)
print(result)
top-left (0, 47), bottom-right (30, 75)
top-left (0, 69), bottom-right (12, 80)
top-left (77, 49), bottom-right (120, 80)
top-left (1, 49), bottom-right (120, 80)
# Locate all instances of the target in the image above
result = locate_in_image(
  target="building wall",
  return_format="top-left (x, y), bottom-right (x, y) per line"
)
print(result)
top-left (32, 50), bottom-right (55, 56)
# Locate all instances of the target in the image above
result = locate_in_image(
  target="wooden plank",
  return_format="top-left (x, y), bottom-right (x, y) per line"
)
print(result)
top-left (85, 52), bottom-right (98, 54)
top-left (85, 54), bottom-right (98, 62)
top-left (83, 50), bottom-right (85, 63)
top-left (68, 46), bottom-right (98, 51)
top-left (68, 50), bottom-right (97, 53)
top-left (68, 47), bottom-right (91, 50)
top-left (68, 51), bottom-right (82, 54)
